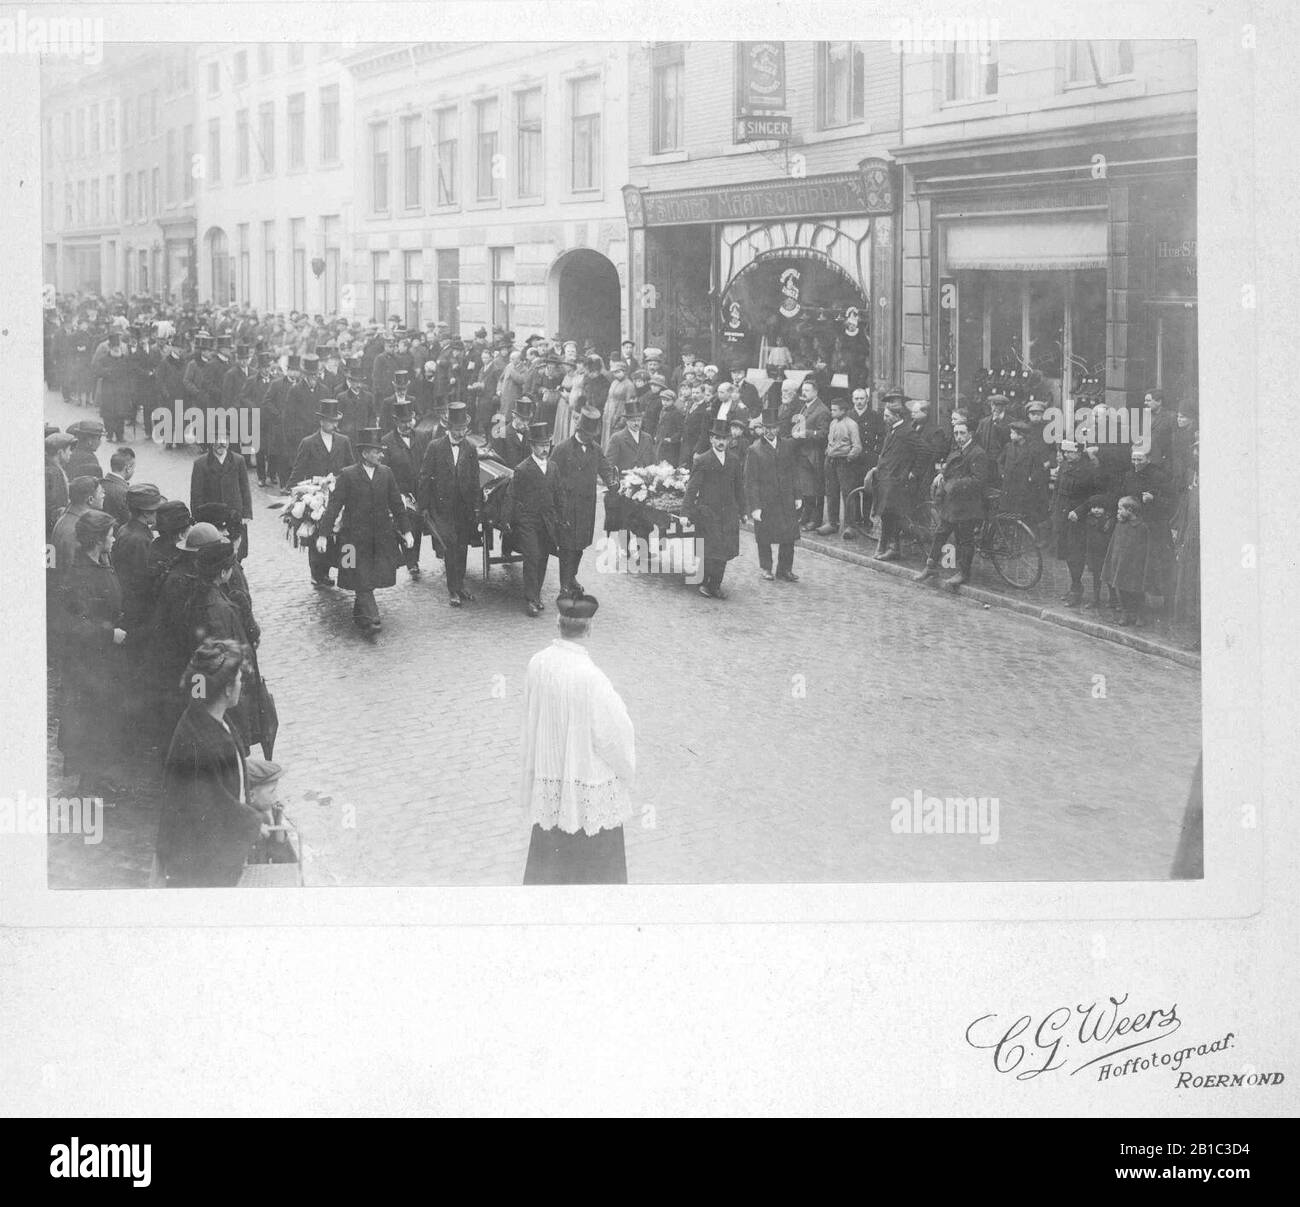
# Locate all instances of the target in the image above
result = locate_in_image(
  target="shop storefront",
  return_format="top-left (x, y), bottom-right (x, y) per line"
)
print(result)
top-left (896, 117), bottom-right (1197, 417)
top-left (624, 160), bottom-right (897, 388)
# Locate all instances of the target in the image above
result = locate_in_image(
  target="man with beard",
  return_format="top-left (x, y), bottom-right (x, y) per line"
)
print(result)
top-left (317, 427), bottom-right (413, 632)
top-left (493, 395), bottom-right (535, 469)
top-left (744, 403), bottom-right (802, 582)
top-left (383, 399), bottom-right (430, 579)
top-left (418, 402), bottom-right (481, 607)
top-left (686, 418), bottom-right (747, 599)
top-left (549, 407), bottom-right (618, 599)
top-left (505, 419), bottom-right (562, 617)
top-left (190, 433), bottom-right (254, 560)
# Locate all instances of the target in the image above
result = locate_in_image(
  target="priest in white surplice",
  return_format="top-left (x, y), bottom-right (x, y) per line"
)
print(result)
top-left (519, 593), bottom-right (637, 884)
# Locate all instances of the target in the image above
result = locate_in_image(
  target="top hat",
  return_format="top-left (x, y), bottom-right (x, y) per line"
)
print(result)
top-left (576, 407), bottom-right (602, 437)
top-left (314, 344), bottom-right (333, 359)
top-left (527, 420), bottom-right (552, 444)
top-left (301, 353), bottom-right (320, 371)
top-left (390, 398), bottom-right (415, 419)
top-left (759, 404), bottom-right (782, 427)
top-left (256, 350), bottom-right (275, 368)
top-left (216, 334), bottom-right (234, 350)
top-left (345, 353), bottom-right (365, 373)
top-left (622, 398), bottom-right (644, 420)
top-left (393, 369), bottom-right (411, 389)
top-left (707, 418), bottom-right (732, 440)
top-left (286, 353), bottom-right (302, 372)
top-left (126, 483), bottom-right (164, 511)
top-left (235, 342), bottom-right (253, 358)
top-left (355, 426), bottom-right (384, 449)
top-left (513, 396), bottom-right (535, 419)
top-left (446, 402), bottom-right (470, 430)
top-left (316, 399), bottom-right (344, 421)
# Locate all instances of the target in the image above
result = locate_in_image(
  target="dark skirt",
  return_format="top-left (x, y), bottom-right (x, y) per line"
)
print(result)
top-left (523, 823), bottom-right (627, 885)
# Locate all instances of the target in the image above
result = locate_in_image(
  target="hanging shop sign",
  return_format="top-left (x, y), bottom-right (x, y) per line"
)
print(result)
top-left (736, 42), bottom-right (786, 113)
top-left (736, 114), bottom-right (793, 143)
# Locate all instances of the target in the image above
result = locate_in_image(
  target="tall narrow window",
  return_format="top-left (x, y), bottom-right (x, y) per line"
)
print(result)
top-left (818, 41), bottom-right (865, 128)
top-left (263, 220), bottom-right (276, 310)
top-left (490, 246), bottom-right (514, 331)
top-left (105, 100), bottom-right (115, 149)
top-left (89, 103), bottom-right (100, 154)
top-left (651, 43), bottom-right (684, 153)
top-left (371, 251), bottom-right (390, 323)
top-left (207, 61), bottom-right (220, 95)
top-left (236, 109), bottom-right (250, 178)
top-left (404, 250), bottom-right (423, 329)
top-left (291, 218), bottom-right (306, 310)
top-left (182, 124), bottom-right (194, 198)
top-left (75, 108), bottom-right (85, 158)
top-left (151, 167), bottom-right (159, 215)
top-left (371, 122), bottom-right (389, 211)
top-left (238, 224), bottom-right (250, 304)
top-left (436, 248), bottom-right (460, 332)
top-left (106, 174), bottom-right (115, 220)
top-left (258, 102), bottom-right (274, 173)
top-left (434, 106), bottom-right (458, 205)
top-left (233, 49), bottom-right (248, 84)
top-left (319, 84), bottom-right (339, 162)
top-left (322, 215), bottom-right (341, 314)
top-left (258, 44), bottom-right (274, 75)
top-left (166, 129), bottom-right (177, 202)
top-left (288, 93), bottom-right (305, 170)
top-left (1067, 40), bottom-right (1135, 83)
top-left (569, 76), bottom-right (601, 192)
top-left (401, 115), bottom-right (422, 208)
top-left (90, 178), bottom-right (99, 222)
top-left (207, 118), bottom-right (221, 183)
top-left (476, 98), bottom-right (499, 200)
top-left (515, 87), bottom-right (542, 199)
top-left (945, 44), bottom-right (999, 100)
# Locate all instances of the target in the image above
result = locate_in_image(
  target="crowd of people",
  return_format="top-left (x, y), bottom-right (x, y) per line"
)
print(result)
top-left (42, 289), bottom-right (1201, 883)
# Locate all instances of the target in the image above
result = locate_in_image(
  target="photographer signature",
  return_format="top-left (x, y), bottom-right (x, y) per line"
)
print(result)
top-left (966, 993), bottom-right (1182, 1079)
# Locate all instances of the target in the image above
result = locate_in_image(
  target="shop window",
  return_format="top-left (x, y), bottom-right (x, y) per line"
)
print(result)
top-left (490, 246), bottom-right (514, 331)
top-left (437, 248), bottom-right (460, 331)
top-left (651, 43), bottom-right (684, 153)
top-left (371, 251), bottom-right (390, 323)
top-left (818, 41), bottom-right (866, 129)
top-left (1067, 40), bottom-right (1134, 84)
top-left (945, 46), bottom-right (998, 101)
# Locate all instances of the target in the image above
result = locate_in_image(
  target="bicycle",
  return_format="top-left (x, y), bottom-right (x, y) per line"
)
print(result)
top-left (974, 490), bottom-right (1043, 589)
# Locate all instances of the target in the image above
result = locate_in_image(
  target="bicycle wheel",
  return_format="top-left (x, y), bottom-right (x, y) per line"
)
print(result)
top-left (987, 516), bottom-right (1043, 589)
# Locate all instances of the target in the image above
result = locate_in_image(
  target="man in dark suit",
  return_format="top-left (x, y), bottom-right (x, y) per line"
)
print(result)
top-left (190, 437), bottom-right (254, 560)
top-left (744, 404), bottom-right (802, 582)
top-left (371, 332), bottom-right (400, 401)
top-left (382, 399), bottom-right (430, 579)
top-left (100, 447), bottom-right (135, 526)
top-left (872, 398), bottom-right (928, 561)
top-left (377, 368), bottom-right (415, 436)
top-left (317, 427), bottom-right (413, 632)
top-left (290, 400), bottom-right (356, 586)
top-left (727, 358), bottom-right (762, 414)
top-left (606, 399), bottom-right (656, 472)
top-left (285, 353), bottom-right (329, 465)
top-left (338, 354), bottom-right (375, 441)
top-left (549, 407), bottom-right (618, 599)
top-left (916, 414), bottom-right (992, 590)
top-left (239, 350), bottom-right (277, 486)
top-left (505, 420), bottom-right (562, 617)
top-left (685, 418), bottom-right (746, 599)
top-left (418, 402), bottom-right (481, 607)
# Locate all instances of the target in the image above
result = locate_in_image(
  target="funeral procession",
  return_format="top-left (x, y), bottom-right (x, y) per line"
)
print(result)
top-left (37, 40), bottom-right (1201, 888)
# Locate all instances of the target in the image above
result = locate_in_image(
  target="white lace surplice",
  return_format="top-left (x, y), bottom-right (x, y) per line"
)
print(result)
top-left (519, 640), bottom-right (636, 836)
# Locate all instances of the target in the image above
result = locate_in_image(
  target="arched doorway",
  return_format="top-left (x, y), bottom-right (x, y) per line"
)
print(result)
top-left (551, 249), bottom-right (621, 359)
top-left (205, 227), bottom-right (232, 305)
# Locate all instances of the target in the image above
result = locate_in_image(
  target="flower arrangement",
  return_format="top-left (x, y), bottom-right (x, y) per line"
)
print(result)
top-left (618, 461), bottom-right (690, 514)
top-left (277, 474), bottom-right (336, 548)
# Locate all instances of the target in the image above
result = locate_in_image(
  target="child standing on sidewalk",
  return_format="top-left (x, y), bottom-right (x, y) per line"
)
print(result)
top-left (817, 397), bottom-right (863, 539)
top-left (1101, 495), bottom-right (1150, 626)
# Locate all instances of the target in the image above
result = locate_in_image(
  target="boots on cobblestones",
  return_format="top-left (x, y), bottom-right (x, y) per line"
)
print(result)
top-left (841, 527), bottom-right (856, 540)
top-left (915, 560), bottom-right (940, 583)
top-left (1062, 585), bottom-right (1083, 608)
top-left (875, 542), bottom-right (899, 561)
top-left (815, 523), bottom-right (836, 535)
top-left (943, 571), bottom-right (968, 591)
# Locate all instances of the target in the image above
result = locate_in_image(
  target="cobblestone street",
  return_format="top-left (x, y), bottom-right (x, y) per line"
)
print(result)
top-left (45, 391), bottom-right (1202, 887)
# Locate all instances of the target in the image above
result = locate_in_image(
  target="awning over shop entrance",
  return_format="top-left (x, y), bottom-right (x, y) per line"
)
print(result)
top-left (945, 215), bottom-right (1107, 272)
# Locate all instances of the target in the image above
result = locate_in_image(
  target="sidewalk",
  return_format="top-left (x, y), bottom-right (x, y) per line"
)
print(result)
top-left (795, 521), bottom-right (1200, 670)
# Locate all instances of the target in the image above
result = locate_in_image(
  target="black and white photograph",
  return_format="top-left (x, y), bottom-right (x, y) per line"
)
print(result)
top-left (36, 34), bottom-right (1205, 889)
top-left (1, 0), bottom-right (1294, 1128)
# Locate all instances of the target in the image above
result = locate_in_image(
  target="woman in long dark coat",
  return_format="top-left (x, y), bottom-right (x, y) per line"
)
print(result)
top-left (156, 638), bottom-right (267, 887)
top-left (53, 510), bottom-right (128, 791)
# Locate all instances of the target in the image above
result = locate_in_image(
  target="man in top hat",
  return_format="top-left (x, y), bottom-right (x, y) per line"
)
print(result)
top-left (418, 401), bottom-right (481, 606)
top-left (222, 342), bottom-right (254, 413)
top-left (128, 323), bottom-right (162, 435)
top-left (728, 355), bottom-right (762, 413)
top-left (686, 417), bottom-right (747, 599)
top-left (110, 482), bottom-right (164, 650)
top-left (182, 330), bottom-right (213, 407)
top-left (745, 403), bottom-right (803, 582)
top-left (338, 353), bottom-right (376, 438)
top-left (66, 418), bottom-right (106, 481)
top-left (383, 398), bottom-right (430, 578)
top-left (619, 338), bottom-right (639, 375)
top-left (199, 333), bottom-right (233, 414)
top-left (317, 427), bottom-right (413, 632)
top-left (261, 352), bottom-right (299, 489)
top-left (285, 352), bottom-right (329, 460)
top-left (91, 326), bottom-right (134, 442)
top-left (45, 432), bottom-right (77, 534)
top-left (291, 399), bottom-right (356, 585)
top-left (371, 331), bottom-right (400, 400)
top-left (238, 349), bottom-right (278, 485)
top-left (319, 343), bottom-right (345, 396)
top-left (504, 419), bottom-right (562, 617)
top-left (606, 397), bottom-right (656, 473)
top-left (190, 427), bottom-right (253, 559)
top-left (378, 368), bottom-right (414, 436)
top-left (519, 591), bottom-right (636, 885)
top-left (492, 394), bottom-right (534, 470)
top-left (549, 406), bottom-right (618, 599)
